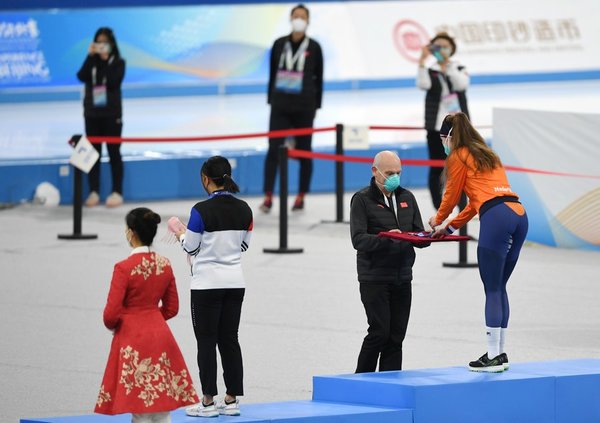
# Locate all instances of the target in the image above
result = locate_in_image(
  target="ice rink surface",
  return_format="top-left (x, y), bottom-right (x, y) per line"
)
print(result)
top-left (1, 80), bottom-right (600, 422)
top-left (1, 79), bottom-right (599, 160)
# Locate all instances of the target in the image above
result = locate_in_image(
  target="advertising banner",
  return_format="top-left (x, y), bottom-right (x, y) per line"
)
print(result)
top-left (0, 0), bottom-right (598, 92)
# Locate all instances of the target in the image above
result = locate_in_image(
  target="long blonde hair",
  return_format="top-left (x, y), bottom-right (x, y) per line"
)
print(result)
top-left (445, 113), bottom-right (501, 172)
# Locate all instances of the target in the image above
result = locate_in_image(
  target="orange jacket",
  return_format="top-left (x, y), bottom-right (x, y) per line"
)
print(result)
top-left (434, 147), bottom-right (523, 230)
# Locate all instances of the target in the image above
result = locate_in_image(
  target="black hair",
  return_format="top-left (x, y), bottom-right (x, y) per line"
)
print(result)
top-left (291, 4), bottom-right (309, 18)
top-left (431, 31), bottom-right (457, 56)
top-left (94, 27), bottom-right (121, 59)
top-left (125, 207), bottom-right (161, 246)
top-left (201, 155), bottom-right (240, 193)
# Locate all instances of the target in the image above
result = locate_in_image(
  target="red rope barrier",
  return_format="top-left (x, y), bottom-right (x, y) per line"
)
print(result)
top-left (287, 149), bottom-right (600, 179)
top-left (288, 149), bottom-right (445, 167)
top-left (85, 124), bottom-right (494, 144)
top-left (87, 126), bottom-right (336, 144)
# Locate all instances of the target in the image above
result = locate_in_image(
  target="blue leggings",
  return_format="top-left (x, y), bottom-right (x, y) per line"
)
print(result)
top-left (477, 203), bottom-right (528, 328)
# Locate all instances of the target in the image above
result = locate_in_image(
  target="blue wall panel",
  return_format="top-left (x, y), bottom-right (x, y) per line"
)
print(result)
top-left (0, 144), bottom-right (429, 205)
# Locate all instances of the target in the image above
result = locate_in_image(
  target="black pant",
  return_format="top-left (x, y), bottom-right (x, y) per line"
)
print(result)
top-left (426, 130), bottom-right (446, 209)
top-left (263, 107), bottom-right (315, 194)
top-left (85, 116), bottom-right (123, 194)
top-left (191, 288), bottom-right (245, 397)
top-left (356, 282), bottom-right (412, 373)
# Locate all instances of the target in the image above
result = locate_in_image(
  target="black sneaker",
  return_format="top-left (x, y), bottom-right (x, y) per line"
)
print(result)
top-left (468, 353), bottom-right (505, 373)
top-left (498, 352), bottom-right (509, 370)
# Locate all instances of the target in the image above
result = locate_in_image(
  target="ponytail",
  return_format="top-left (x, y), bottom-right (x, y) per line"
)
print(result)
top-left (443, 112), bottom-right (501, 172)
top-left (222, 174), bottom-right (240, 193)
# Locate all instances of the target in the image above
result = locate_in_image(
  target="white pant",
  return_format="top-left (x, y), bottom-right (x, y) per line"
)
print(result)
top-left (131, 412), bottom-right (171, 423)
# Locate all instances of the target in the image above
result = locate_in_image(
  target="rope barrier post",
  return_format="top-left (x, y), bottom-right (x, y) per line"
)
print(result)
top-left (264, 145), bottom-right (303, 254)
top-left (321, 123), bottom-right (348, 224)
top-left (443, 194), bottom-right (477, 268)
top-left (58, 134), bottom-right (98, 240)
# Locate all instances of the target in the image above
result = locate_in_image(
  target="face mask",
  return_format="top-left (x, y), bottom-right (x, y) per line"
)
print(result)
top-left (291, 18), bottom-right (308, 33)
top-left (202, 175), bottom-right (211, 195)
top-left (378, 169), bottom-right (400, 192)
top-left (443, 142), bottom-right (451, 156)
top-left (126, 228), bottom-right (133, 247)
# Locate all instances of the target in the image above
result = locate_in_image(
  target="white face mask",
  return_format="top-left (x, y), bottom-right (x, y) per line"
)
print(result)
top-left (291, 18), bottom-right (308, 33)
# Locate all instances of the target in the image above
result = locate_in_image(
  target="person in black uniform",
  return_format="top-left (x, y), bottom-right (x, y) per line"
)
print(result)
top-left (350, 150), bottom-right (428, 373)
top-left (77, 27), bottom-right (126, 208)
top-left (261, 4), bottom-right (323, 213)
top-left (417, 32), bottom-right (469, 209)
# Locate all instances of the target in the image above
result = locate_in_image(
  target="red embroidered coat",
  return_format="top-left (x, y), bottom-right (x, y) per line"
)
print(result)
top-left (95, 251), bottom-right (199, 415)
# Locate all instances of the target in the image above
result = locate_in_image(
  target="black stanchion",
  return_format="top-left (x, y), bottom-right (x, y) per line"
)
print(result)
top-left (263, 146), bottom-right (303, 254)
top-left (321, 123), bottom-right (348, 224)
top-left (443, 194), bottom-right (477, 268)
top-left (58, 135), bottom-right (98, 240)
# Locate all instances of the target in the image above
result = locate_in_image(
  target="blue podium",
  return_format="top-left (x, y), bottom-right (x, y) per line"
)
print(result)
top-left (21, 359), bottom-right (600, 423)
top-left (313, 359), bottom-right (600, 423)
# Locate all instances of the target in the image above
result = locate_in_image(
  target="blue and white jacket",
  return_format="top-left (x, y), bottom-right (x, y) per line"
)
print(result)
top-left (180, 191), bottom-right (253, 290)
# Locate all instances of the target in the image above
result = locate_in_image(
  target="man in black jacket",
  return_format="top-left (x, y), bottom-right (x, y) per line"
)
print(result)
top-left (350, 150), bottom-right (428, 373)
top-left (261, 4), bottom-right (323, 213)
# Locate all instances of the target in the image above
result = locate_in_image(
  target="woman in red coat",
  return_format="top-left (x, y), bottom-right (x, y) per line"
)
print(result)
top-left (95, 207), bottom-right (199, 422)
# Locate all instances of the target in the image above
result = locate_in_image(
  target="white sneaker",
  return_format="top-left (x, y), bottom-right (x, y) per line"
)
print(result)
top-left (85, 191), bottom-right (100, 207)
top-left (217, 398), bottom-right (240, 416)
top-left (185, 402), bottom-right (219, 418)
top-left (105, 192), bottom-right (123, 208)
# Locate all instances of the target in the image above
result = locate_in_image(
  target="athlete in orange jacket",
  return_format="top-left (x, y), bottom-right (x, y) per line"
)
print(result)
top-left (429, 113), bottom-right (528, 372)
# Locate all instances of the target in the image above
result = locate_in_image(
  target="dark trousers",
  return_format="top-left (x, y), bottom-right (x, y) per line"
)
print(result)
top-left (191, 288), bottom-right (245, 397)
top-left (263, 107), bottom-right (315, 194)
top-left (356, 282), bottom-right (412, 373)
top-left (85, 116), bottom-right (123, 194)
top-left (426, 130), bottom-right (446, 209)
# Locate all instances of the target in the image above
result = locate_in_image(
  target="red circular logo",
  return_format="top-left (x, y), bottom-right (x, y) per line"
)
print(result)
top-left (393, 19), bottom-right (431, 63)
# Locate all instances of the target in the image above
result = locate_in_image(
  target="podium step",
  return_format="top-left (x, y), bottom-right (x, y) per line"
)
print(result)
top-left (313, 359), bottom-right (600, 423)
top-left (21, 400), bottom-right (412, 423)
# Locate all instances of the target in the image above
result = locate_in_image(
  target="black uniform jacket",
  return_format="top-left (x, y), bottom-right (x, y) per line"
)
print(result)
top-left (268, 35), bottom-right (323, 112)
top-left (77, 54), bottom-right (125, 118)
top-left (350, 177), bottom-right (428, 284)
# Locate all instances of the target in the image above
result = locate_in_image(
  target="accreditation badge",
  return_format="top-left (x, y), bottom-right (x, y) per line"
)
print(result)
top-left (92, 84), bottom-right (107, 107)
top-left (275, 70), bottom-right (304, 94)
top-left (442, 93), bottom-right (461, 113)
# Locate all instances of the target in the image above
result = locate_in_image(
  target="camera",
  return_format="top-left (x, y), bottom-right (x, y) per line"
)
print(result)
top-left (428, 44), bottom-right (441, 53)
top-left (94, 43), bottom-right (110, 54)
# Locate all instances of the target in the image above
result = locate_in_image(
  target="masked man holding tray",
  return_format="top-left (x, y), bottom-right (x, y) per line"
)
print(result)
top-left (350, 150), bottom-right (429, 373)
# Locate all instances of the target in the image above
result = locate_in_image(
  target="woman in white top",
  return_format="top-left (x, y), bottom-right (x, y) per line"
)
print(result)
top-left (175, 156), bottom-right (253, 418)
top-left (417, 31), bottom-right (470, 209)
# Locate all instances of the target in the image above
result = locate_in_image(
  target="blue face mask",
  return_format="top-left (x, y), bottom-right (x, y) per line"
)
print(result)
top-left (443, 142), bottom-right (451, 156)
top-left (378, 170), bottom-right (401, 192)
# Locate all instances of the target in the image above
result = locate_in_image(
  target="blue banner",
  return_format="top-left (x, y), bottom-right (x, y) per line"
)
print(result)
top-left (0, 6), bottom-right (285, 88)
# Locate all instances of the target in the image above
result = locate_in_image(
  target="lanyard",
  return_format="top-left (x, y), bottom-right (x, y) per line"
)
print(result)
top-left (278, 37), bottom-right (310, 72)
top-left (91, 55), bottom-right (113, 85)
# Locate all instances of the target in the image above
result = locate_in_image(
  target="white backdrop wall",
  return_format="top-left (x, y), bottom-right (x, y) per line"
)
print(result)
top-left (0, 0), bottom-right (598, 99)
top-left (493, 108), bottom-right (600, 251)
